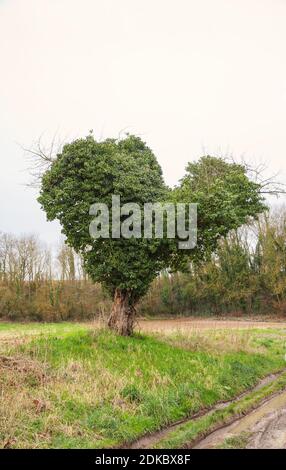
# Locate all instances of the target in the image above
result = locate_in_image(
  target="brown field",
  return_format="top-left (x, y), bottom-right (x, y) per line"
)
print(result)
top-left (136, 317), bottom-right (286, 334)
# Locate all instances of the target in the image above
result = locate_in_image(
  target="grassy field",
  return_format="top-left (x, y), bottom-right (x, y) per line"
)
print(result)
top-left (0, 321), bottom-right (286, 448)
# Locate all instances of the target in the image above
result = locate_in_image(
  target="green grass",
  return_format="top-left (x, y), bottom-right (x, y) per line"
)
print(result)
top-left (0, 323), bottom-right (286, 448)
top-left (217, 432), bottom-right (251, 449)
top-left (0, 321), bottom-right (86, 335)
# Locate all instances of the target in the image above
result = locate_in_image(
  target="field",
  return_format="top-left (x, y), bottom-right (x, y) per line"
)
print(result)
top-left (1, 319), bottom-right (286, 449)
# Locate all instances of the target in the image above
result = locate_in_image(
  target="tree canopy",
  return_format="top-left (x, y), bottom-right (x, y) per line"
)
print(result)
top-left (38, 134), bottom-right (266, 335)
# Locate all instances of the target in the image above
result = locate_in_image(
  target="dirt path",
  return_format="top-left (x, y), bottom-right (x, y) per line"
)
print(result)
top-left (125, 369), bottom-right (286, 449)
top-left (195, 390), bottom-right (286, 449)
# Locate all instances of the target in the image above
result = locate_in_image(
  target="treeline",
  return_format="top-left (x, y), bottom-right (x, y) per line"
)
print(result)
top-left (1, 208), bottom-right (286, 320)
top-left (142, 209), bottom-right (286, 316)
top-left (0, 234), bottom-right (110, 321)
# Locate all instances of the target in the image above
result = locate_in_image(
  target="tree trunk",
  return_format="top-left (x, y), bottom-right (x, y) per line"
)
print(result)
top-left (108, 289), bottom-right (136, 336)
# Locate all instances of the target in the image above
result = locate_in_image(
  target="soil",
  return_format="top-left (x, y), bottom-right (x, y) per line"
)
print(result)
top-left (194, 390), bottom-right (286, 449)
top-left (137, 318), bottom-right (286, 333)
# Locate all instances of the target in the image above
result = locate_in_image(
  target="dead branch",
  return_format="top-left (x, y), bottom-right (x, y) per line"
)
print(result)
top-left (21, 132), bottom-right (64, 188)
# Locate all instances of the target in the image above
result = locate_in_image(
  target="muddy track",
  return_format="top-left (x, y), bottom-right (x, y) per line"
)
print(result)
top-left (122, 368), bottom-right (286, 449)
top-left (195, 389), bottom-right (286, 449)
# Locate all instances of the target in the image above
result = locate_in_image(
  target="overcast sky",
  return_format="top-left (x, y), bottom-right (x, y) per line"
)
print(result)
top-left (1, 0), bottom-right (286, 246)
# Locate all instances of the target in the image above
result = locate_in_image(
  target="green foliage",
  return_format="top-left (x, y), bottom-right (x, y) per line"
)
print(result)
top-left (172, 156), bottom-right (266, 269)
top-left (38, 136), bottom-right (265, 304)
top-left (38, 134), bottom-right (169, 301)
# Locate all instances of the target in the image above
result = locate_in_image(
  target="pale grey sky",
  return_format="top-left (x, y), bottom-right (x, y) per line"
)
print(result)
top-left (1, 0), bottom-right (286, 245)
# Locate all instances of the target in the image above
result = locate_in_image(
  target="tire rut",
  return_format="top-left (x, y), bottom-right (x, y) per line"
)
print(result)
top-left (122, 368), bottom-right (286, 449)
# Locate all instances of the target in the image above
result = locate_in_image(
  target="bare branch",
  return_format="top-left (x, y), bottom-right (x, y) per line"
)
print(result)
top-left (21, 132), bottom-right (64, 188)
top-left (227, 154), bottom-right (286, 197)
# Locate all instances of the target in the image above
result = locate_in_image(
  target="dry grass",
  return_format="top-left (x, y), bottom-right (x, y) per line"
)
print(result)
top-left (153, 328), bottom-right (263, 355)
top-left (0, 351), bottom-right (140, 448)
top-left (0, 354), bottom-right (50, 448)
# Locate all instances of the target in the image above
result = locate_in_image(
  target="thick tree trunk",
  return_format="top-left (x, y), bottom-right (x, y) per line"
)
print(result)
top-left (108, 289), bottom-right (136, 336)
